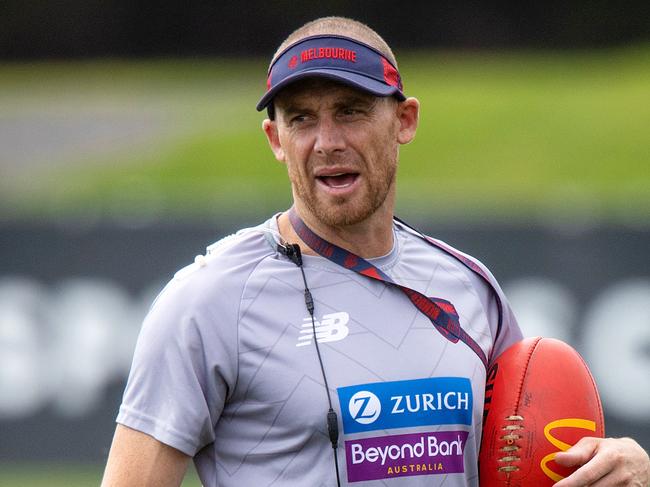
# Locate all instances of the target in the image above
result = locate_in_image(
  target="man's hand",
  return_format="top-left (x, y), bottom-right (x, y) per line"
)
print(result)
top-left (553, 437), bottom-right (650, 487)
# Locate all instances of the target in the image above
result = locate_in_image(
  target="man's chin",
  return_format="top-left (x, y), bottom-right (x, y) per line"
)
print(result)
top-left (310, 201), bottom-right (375, 227)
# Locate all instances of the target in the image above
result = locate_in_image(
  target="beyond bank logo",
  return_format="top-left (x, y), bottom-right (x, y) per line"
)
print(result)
top-left (345, 430), bottom-right (469, 482)
top-left (338, 377), bottom-right (473, 434)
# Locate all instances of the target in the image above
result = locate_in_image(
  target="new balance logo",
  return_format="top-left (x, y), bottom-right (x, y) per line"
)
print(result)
top-left (296, 312), bottom-right (350, 347)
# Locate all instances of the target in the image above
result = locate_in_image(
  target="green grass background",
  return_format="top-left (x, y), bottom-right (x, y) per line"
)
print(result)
top-left (1, 46), bottom-right (649, 486)
top-left (2, 45), bottom-right (649, 225)
top-left (0, 463), bottom-right (202, 486)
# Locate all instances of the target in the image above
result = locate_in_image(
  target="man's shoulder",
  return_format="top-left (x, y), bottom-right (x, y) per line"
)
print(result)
top-left (156, 219), bottom-right (278, 306)
top-left (394, 220), bottom-right (506, 300)
top-left (176, 224), bottom-right (274, 278)
top-left (396, 221), bottom-right (491, 271)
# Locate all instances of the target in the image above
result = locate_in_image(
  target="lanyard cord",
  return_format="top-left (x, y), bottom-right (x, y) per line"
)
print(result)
top-left (392, 215), bottom-right (504, 345)
top-left (287, 207), bottom-right (489, 369)
top-left (277, 242), bottom-right (341, 487)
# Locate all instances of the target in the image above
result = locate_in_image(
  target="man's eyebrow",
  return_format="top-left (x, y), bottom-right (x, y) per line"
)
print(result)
top-left (278, 94), bottom-right (378, 117)
top-left (280, 103), bottom-right (308, 116)
top-left (276, 98), bottom-right (317, 118)
top-left (333, 95), bottom-right (377, 109)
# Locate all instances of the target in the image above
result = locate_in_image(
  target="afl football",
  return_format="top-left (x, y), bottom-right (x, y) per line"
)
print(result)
top-left (479, 337), bottom-right (605, 485)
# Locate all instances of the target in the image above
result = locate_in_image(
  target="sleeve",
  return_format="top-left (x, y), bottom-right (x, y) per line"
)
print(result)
top-left (489, 290), bottom-right (523, 362)
top-left (449, 244), bottom-right (523, 364)
top-left (116, 272), bottom-right (240, 456)
top-left (476, 264), bottom-right (522, 364)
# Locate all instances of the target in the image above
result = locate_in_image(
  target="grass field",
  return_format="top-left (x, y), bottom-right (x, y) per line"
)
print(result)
top-left (1, 45), bottom-right (649, 224)
top-left (0, 463), bottom-right (203, 486)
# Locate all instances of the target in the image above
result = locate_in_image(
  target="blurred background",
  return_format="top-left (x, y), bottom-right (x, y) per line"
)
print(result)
top-left (1, 1), bottom-right (649, 485)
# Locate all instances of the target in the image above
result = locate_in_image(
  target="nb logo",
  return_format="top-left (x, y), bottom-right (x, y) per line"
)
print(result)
top-left (295, 312), bottom-right (350, 347)
top-left (540, 418), bottom-right (597, 482)
top-left (349, 391), bottom-right (381, 424)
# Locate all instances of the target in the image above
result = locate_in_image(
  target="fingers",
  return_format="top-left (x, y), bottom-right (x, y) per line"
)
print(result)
top-left (553, 437), bottom-right (650, 487)
top-left (553, 459), bottom-right (609, 486)
top-left (554, 436), bottom-right (600, 469)
top-left (574, 471), bottom-right (618, 487)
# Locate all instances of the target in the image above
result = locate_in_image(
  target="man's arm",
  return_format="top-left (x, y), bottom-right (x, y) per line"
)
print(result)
top-left (101, 424), bottom-right (192, 487)
top-left (554, 437), bottom-right (650, 487)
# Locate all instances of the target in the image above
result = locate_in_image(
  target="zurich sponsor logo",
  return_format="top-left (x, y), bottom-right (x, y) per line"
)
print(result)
top-left (337, 377), bottom-right (472, 434)
top-left (348, 391), bottom-right (381, 424)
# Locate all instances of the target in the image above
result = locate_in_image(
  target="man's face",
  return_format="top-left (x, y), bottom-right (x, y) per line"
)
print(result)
top-left (266, 79), bottom-right (403, 228)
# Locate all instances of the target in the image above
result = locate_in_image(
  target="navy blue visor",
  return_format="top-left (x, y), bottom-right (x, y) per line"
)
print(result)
top-left (256, 34), bottom-right (405, 112)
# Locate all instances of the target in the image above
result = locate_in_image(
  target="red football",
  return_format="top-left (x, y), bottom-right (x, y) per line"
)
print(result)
top-left (479, 337), bottom-right (605, 486)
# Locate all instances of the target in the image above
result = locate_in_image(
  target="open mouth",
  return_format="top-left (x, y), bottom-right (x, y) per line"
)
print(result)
top-left (316, 172), bottom-right (359, 189)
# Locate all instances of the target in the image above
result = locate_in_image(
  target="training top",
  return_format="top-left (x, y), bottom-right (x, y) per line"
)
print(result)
top-left (117, 214), bottom-right (522, 487)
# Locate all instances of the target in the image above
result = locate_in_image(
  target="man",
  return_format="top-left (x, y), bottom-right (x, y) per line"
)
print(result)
top-left (102, 16), bottom-right (650, 487)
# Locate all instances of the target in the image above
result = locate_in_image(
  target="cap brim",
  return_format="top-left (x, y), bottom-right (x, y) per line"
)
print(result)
top-left (256, 69), bottom-right (405, 111)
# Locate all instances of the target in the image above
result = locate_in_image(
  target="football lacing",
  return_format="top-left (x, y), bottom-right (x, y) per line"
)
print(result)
top-left (497, 415), bottom-right (524, 473)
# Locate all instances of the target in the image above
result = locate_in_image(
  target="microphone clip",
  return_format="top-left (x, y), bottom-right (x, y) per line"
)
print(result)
top-left (278, 243), bottom-right (303, 267)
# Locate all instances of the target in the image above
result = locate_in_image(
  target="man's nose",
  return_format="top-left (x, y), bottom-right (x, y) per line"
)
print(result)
top-left (313, 117), bottom-right (346, 155)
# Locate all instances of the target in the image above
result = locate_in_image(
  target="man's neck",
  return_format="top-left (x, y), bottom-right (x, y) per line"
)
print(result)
top-left (278, 206), bottom-right (395, 259)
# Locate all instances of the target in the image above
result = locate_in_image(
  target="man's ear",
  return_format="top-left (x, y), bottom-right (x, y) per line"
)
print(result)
top-left (396, 97), bottom-right (420, 145)
top-left (262, 119), bottom-right (285, 162)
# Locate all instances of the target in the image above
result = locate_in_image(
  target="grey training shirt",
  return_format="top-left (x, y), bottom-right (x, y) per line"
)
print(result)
top-left (118, 215), bottom-right (522, 486)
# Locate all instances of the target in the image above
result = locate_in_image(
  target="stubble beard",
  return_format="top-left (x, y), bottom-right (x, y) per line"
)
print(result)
top-left (290, 155), bottom-right (398, 228)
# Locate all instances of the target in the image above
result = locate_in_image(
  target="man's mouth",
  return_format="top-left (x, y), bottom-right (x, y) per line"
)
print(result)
top-left (316, 172), bottom-right (359, 189)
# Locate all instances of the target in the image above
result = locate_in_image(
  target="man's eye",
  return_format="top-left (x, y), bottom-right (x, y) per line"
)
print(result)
top-left (290, 114), bottom-right (309, 124)
top-left (341, 107), bottom-right (365, 117)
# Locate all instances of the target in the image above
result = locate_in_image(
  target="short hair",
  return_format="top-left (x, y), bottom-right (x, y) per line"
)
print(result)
top-left (270, 16), bottom-right (398, 70)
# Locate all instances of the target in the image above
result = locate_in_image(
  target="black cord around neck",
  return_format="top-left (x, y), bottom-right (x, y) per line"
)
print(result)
top-left (278, 243), bottom-right (341, 487)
